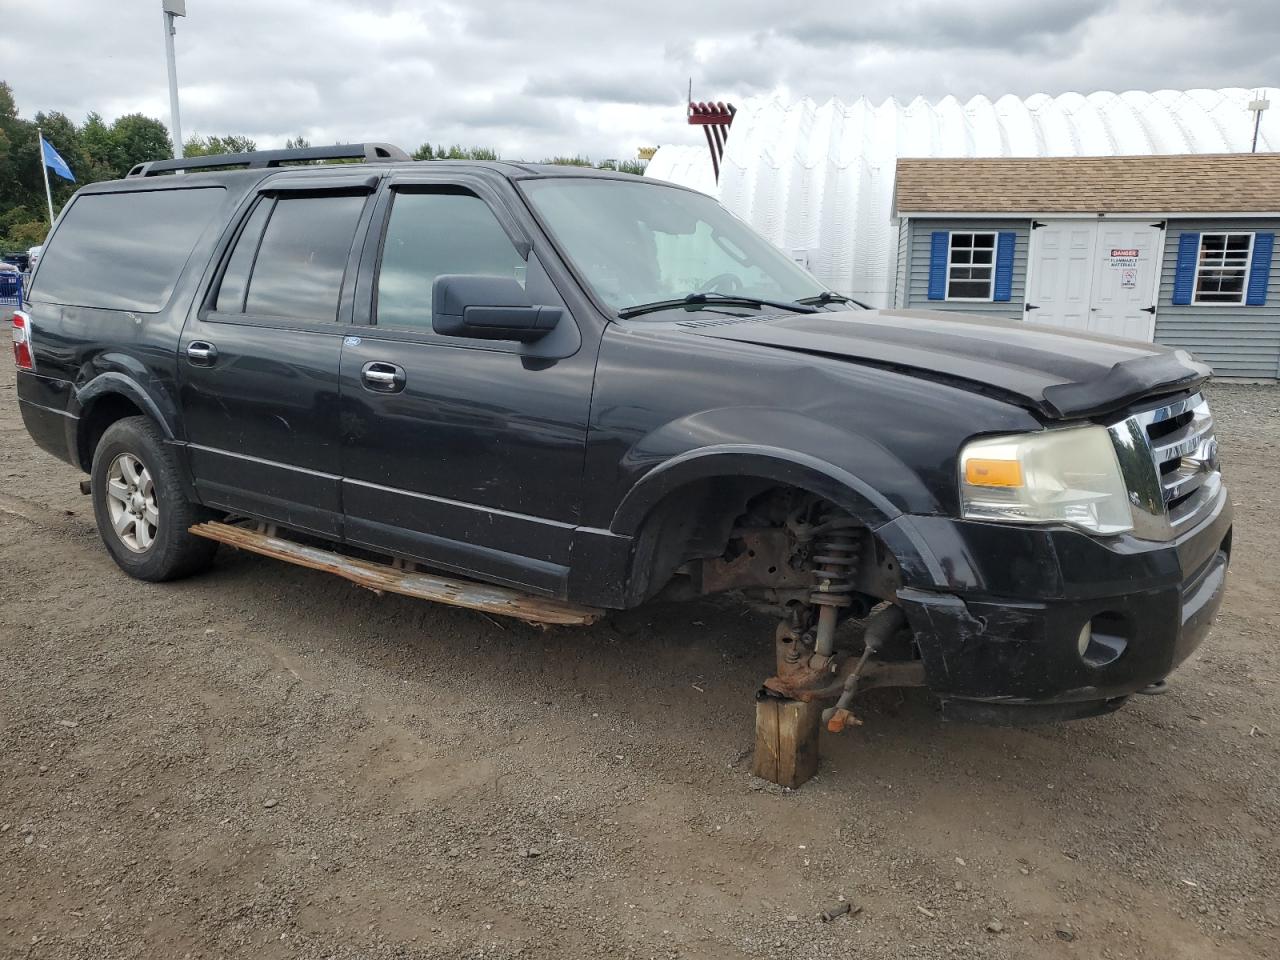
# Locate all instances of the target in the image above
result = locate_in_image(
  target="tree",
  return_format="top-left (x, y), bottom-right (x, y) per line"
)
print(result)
top-left (540, 155), bottom-right (646, 175)
top-left (0, 94), bottom-right (175, 250)
top-left (284, 136), bottom-right (311, 150)
top-left (79, 112), bottom-right (120, 180)
top-left (413, 143), bottom-right (499, 161)
top-left (184, 134), bottom-right (257, 157)
top-left (541, 154), bottom-right (593, 167)
top-left (109, 114), bottom-right (173, 171)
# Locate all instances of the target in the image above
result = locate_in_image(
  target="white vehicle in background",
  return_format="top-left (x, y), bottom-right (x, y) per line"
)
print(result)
top-left (28, 244), bottom-right (43, 273)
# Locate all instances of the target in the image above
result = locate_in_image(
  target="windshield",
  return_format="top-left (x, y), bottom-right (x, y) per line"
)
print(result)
top-left (520, 178), bottom-right (828, 314)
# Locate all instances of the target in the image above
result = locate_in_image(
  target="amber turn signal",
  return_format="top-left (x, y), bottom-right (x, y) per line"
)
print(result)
top-left (964, 458), bottom-right (1023, 488)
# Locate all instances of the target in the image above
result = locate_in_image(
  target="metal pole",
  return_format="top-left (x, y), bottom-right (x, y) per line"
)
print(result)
top-left (1248, 90), bottom-right (1270, 154)
top-left (163, 8), bottom-right (183, 158)
top-left (37, 127), bottom-right (55, 225)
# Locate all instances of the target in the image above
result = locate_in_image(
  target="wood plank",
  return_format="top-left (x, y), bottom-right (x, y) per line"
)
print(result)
top-left (752, 695), bottom-right (781, 784)
top-left (752, 694), bottom-right (821, 788)
top-left (189, 521), bottom-right (602, 627)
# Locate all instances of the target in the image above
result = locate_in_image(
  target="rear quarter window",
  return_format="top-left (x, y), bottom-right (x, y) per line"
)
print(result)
top-left (32, 187), bottom-right (226, 313)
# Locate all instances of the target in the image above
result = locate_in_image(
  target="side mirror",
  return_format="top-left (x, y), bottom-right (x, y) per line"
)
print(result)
top-left (432, 274), bottom-right (562, 343)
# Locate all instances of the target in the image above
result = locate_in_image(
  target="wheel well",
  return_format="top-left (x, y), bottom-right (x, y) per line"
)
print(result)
top-left (77, 394), bottom-right (146, 471)
top-left (624, 477), bottom-right (900, 607)
top-left (624, 476), bottom-right (775, 605)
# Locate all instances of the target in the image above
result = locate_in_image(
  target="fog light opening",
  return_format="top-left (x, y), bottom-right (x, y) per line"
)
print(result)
top-left (1079, 612), bottom-right (1128, 667)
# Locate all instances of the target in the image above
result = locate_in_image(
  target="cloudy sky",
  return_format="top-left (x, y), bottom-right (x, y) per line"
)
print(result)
top-left (3, 0), bottom-right (1278, 161)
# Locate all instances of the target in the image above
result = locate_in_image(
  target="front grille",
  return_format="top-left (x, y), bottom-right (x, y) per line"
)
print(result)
top-left (1109, 392), bottom-right (1221, 538)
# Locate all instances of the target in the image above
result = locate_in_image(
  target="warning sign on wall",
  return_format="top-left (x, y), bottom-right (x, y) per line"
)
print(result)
top-left (1109, 248), bottom-right (1140, 270)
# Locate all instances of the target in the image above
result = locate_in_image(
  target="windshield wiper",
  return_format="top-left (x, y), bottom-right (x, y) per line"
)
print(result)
top-left (795, 291), bottom-right (870, 309)
top-left (618, 292), bottom-right (819, 320)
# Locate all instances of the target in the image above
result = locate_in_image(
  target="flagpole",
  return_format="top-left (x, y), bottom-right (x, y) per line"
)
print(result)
top-left (37, 127), bottom-right (55, 226)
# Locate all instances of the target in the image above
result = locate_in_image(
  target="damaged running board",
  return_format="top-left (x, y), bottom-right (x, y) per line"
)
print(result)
top-left (188, 521), bottom-right (603, 627)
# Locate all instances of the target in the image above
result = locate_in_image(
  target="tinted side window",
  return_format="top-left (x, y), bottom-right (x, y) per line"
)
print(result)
top-left (376, 192), bottom-right (525, 330)
top-left (215, 197), bottom-right (273, 313)
top-left (242, 194), bottom-right (365, 321)
top-left (32, 188), bottom-right (225, 312)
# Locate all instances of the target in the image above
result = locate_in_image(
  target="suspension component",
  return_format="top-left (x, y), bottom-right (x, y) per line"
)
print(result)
top-left (822, 604), bottom-right (907, 732)
top-left (809, 515), bottom-right (863, 657)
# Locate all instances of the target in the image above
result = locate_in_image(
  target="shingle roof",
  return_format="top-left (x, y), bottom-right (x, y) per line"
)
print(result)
top-left (894, 154), bottom-right (1280, 215)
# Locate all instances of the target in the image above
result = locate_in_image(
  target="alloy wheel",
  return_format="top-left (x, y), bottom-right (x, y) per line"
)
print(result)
top-left (104, 453), bottom-right (159, 553)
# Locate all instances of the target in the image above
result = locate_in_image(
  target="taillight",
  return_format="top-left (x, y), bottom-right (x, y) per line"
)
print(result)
top-left (12, 310), bottom-right (34, 371)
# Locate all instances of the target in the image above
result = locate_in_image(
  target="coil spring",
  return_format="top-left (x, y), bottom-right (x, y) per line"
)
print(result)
top-left (809, 516), bottom-right (861, 609)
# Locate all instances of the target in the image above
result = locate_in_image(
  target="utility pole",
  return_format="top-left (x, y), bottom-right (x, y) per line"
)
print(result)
top-left (1249, 90), bottom-right (1270, 153)
top-left (162, 0), bottom-right (187, 159)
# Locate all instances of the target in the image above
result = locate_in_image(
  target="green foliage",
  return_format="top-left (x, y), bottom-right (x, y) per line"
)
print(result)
top-left (542, 154), bottom-right (594, 167)
top-left (541, 155), bottom-right (647, 175)
top-left (0, 85), bottom-right (177, 251)
top-left (413, 143), bottom-right (500, 161)
top-left (110, 115), bottom-right (173, 168)
top-left (183, 134), bottom-right (257, 157)
top-left (284, 136), bottom-right (311, 150)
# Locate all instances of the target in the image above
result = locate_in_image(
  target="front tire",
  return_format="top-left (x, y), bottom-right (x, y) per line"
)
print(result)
top-left (91, 416), bottom-right (217, 581)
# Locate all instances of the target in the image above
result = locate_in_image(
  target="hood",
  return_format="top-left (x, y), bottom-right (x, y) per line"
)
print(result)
top-left (681, 307), bottom-right (1210, 420)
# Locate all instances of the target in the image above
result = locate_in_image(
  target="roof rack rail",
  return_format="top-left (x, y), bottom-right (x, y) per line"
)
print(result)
top-left (125, 142), bottom-right (411, 178)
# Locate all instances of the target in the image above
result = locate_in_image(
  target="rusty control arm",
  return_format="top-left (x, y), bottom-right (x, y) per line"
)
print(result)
top-left (823, 604), bottom-right (907, 732)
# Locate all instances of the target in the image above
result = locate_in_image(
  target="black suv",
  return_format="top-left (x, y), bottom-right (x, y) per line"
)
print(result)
top-left (13, 143), bottom-right (1230, 744)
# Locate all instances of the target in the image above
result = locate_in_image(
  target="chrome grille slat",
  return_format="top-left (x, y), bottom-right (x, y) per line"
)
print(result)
top-left (1107, 391), bottom-right (1220, 540)
top-left (1164, 465), bottom-right (1210, 501)
top-left (1151, 413), bottom-right (1214, 462)
top-left (1142, 392), bottom-right (1201, 425)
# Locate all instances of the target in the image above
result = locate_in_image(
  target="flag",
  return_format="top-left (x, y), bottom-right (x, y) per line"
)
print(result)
top-left (40, 135), bottom-right (75, 182)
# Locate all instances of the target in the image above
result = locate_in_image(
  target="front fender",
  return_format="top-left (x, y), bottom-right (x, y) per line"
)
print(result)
top-left (609, 406), bottom-right (941, 536)
top-left (611, 444), bottom-right (900, 536)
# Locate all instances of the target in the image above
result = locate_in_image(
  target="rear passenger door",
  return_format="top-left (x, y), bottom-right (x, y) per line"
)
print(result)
top-left (178, 175), bottom-right (378, 536)
top-left (337, 176), bottom-right (598, 596)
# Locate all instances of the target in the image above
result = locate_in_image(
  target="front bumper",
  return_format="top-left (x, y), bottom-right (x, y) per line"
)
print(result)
top-left (879, 485), bottom-right (1232, 720)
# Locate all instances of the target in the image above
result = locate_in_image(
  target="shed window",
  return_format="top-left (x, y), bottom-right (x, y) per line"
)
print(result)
top-left (946, 232), bottom-right (996, 300)
top-left (1193, 232), bottom-right (1253, 305)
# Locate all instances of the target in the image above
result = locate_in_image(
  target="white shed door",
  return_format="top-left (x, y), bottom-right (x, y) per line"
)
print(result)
top-left (1025, 222), bottom-right (1097, 331)
top-left (1088, 222), bottom-right (1163, 341)
top-left (1027, 220), bottom-right (1164, 341)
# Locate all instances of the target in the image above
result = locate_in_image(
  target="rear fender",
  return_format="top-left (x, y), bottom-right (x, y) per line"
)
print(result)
top-left (72, 368), bottom-right (179, 441)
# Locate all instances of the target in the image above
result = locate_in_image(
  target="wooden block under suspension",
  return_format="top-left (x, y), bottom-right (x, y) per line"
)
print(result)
top-left (752, 693), bottom-right (821, 788)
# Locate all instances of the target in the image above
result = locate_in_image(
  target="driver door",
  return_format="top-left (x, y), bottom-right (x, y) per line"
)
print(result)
top-left (338, 177), bottom-right (599, 597)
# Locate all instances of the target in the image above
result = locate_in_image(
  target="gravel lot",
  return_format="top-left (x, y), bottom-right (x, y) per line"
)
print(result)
top-left (1, 359), bottom-right (1277, 960)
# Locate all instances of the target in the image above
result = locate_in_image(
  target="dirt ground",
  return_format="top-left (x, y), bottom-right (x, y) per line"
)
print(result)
top-left (1, 360), bottom-right (1277, 960)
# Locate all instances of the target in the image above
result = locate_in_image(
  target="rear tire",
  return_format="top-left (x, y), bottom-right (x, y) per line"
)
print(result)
top-left (91, 416), bottom-right (218, 581)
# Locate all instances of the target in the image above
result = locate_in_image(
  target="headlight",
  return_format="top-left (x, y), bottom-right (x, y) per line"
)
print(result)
top-left (959, 425), bottom-right (1133, 535)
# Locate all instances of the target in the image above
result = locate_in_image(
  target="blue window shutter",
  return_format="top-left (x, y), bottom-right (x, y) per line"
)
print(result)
top-left (1171, 232), bottom-right (1199, 305)
top-left (927, 231), bottom-right (948, 300)
top-left (1246, 232), bottom-right (1274, 305)
top-left (993, 232), bottom-right (1016, 302)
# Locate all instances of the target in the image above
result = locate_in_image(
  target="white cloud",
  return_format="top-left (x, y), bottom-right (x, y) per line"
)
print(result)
top-left (2, 0), bottom-right (1277, 162)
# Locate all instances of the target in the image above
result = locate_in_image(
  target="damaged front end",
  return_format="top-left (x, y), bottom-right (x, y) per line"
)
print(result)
top-left (684, 491), bottom-right (927, 774)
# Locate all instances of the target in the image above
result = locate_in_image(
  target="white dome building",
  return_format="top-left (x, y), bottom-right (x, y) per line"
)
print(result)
top-left (647, 88), bottom-right (1279, 307)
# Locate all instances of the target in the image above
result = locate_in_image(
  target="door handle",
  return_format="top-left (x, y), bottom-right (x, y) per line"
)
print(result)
top-left (186, 341), bottom-right (217, 366)
top-left (1141, 306), bottom-right (1157, 314)
top-left (361, 361), bottom-right (405, 393)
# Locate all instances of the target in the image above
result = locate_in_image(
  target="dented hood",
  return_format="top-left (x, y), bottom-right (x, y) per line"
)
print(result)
top-left (685, 308), bottom-right (1210, 420)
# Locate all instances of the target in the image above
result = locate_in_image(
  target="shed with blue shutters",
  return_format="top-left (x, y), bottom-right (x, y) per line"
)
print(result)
top-left (891, 154), bottom-right (1280, 378)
